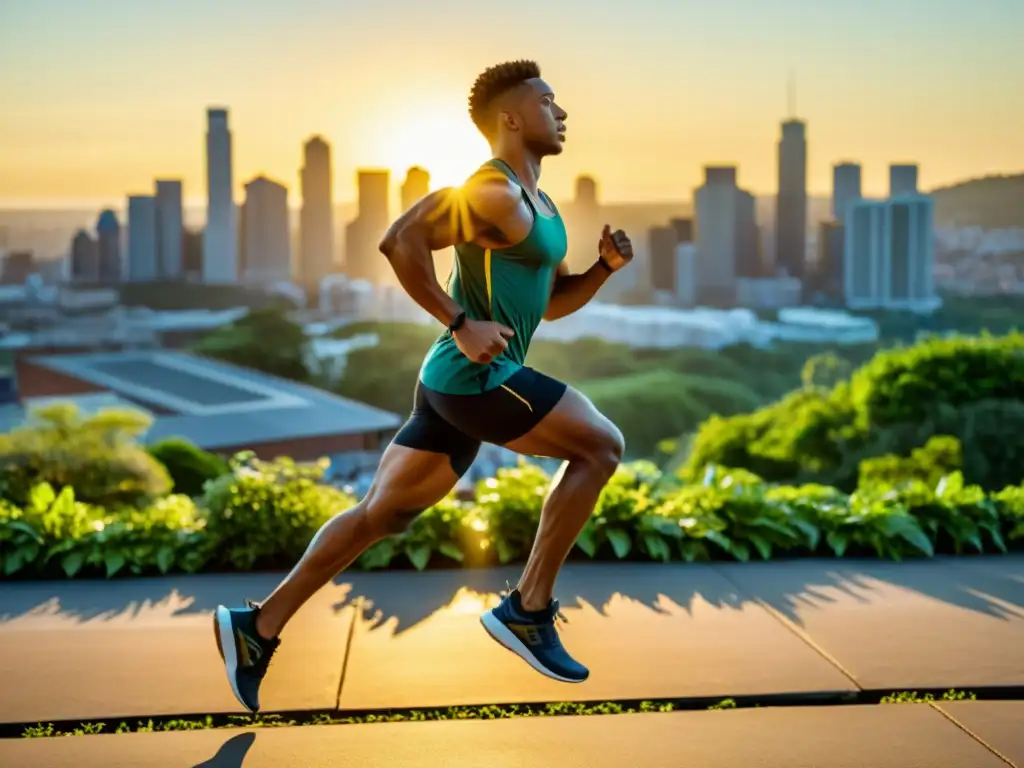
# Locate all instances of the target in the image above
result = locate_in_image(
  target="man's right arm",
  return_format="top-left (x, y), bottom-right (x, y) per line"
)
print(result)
top-left (377, 170), bottom-right (518, 327)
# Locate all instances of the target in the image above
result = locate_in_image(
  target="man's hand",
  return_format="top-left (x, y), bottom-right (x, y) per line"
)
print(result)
top-left (598, 224), bottom-right (633, 271)
top-left (453, 318), bottom-right (515, 364)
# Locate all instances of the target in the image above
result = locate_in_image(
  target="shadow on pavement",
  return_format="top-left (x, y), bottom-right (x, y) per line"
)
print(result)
top-left (713, 556), bottom-right (1024, 625)
top-left (334, 556), bottom-right (1024, 635)
top-left (0, 572), bottom-right (354, 623)
top-left (192, 731), bottom-right (256, 768)
top-left (0, 555), bottom-right (1020, 634)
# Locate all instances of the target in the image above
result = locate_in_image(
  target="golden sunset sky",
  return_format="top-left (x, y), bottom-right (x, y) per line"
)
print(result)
top-left (2, 0), bottom-right (1022, 208)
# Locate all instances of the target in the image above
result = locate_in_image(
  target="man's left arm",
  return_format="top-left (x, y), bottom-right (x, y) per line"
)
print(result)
top-left (544, 226), bottom-right (633, 321)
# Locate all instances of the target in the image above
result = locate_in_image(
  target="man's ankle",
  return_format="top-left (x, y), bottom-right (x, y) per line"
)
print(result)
top-left (254, 610), bottom-right (278, 641)
top-left (516, 589), bottom-right (549, 614)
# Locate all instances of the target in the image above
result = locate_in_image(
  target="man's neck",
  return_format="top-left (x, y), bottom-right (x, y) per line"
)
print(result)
top-left (492, 145), bottom-right (542, 196)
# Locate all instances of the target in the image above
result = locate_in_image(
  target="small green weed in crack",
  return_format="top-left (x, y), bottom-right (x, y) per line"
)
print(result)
top-left (879, 690), bottom-right (977, 705)
top-left (20, 701), bottom-right (683, 738)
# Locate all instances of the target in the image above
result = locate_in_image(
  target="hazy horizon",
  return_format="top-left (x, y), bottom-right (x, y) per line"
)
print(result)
top-left (3, 0), bottom-right (1022, 208)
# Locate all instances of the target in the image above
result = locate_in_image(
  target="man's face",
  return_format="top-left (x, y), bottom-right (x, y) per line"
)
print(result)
top-left (517, 78), bottom-right (568, 156)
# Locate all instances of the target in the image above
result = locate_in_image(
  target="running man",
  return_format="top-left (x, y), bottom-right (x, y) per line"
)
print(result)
top-left (214, 60), bottom-right (634, 713)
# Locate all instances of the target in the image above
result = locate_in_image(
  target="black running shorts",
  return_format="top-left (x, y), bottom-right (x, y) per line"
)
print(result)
top-left (391, 367), bottom-right (568, 477)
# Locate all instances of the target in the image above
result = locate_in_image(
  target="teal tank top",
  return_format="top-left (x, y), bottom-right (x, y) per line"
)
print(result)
top-left (419, 158), bottom-right (568, 394)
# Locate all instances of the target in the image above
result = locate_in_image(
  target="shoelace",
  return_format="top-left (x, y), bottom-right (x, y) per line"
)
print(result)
top-left (499, 581), bottom-right (568, 624)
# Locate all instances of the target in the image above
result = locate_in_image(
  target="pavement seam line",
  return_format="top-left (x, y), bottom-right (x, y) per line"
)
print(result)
top-left (712, 566), bottom-right (863, 691)
top-left (334, 595), bottom-right (362, 710)
top-left (928, 702), bottom-right (1018, 768)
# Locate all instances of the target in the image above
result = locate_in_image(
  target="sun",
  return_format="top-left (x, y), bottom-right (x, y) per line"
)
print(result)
top-left (371, 106), bottom-right (490, 191)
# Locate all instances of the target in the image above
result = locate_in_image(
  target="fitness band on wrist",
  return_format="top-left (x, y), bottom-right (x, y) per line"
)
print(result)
top-left (598, 256), bottom-right (615, 273)
top-left (447, 311), bottom-right (467, 333)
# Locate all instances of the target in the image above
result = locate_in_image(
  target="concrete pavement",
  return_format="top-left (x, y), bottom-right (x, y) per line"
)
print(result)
top-left (0, 556), bottom-right (1021, 725)
top-left (2, 703), bottom-right (1021, 767)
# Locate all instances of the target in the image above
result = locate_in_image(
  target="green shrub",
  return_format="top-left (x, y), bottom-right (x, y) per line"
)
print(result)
top-left (2, 455), bottom-right (1022, 580)
top-left (683, 334), bottom-right (1024, 492)
top-left (0, 482), bottom-right (207, 578)
top-left (583, 370), bottom-right (763, 459)
top-left (471, 462), bottom-right (550, 564)
top-left (0, 403), bottom-right (171, 508)
top-left (993, 485), bottom-right (1024, 544)
top-left (359, 495), bottom-right (476, 571)
top-left (859, 435), bottom-right (963, 489)
top-left (577, 461), bottom-right (661, 561)
top-left (148, 437), bottom-right (229, 497)
top-left (849, 333), bottom-right (1024, 428)
top-left (193, 307), bottom-right (309, 382)
top-left (929, 400), bottom-right (1024, 491)
top-left (201, 453), bottom-right (356, 570)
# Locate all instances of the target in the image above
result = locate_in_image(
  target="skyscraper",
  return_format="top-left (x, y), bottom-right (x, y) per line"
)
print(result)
top-left (694, 166), bottom-right (756, 304)
top-left (575, 175), bottom-right (598, 207)
top-left (96, 209), bottom-right (121, 282)
top-left (844, 200), bottom-right (885, 308)
top-left (203, 107), bottom-right (238, 284)
top-left (844, 195), bottom-right (935, 310)
top-left (70, 230), bottom-right (98, 282)
top-left (775, 119), bottom-right (808, 279)
top-left (647, 226), bottom-right (678, 294)
top-left (401, 166), bottom-right (430, 213)
top-left (884, 195), bottom-right (934, 307)
top-left (736, 189), bottom-right (760, 277)
top-left (669, 218), bottom-right (693, 244)
top-left (299, 136), bottom-right (335, 286)
top-left (889, 164), bottom-right (919, 196)
top-left (127, 195), bottom-right (158, 281)
top-left (155, 180), bottom-right (183, 279)
top-left (345, 169), bottom-right (390, 283)
top-left (832, 162), bottom-right (862, 224)
top-left (242, 176), bottom-right (292, 285)
top-left (817, 219), bottom-right (845, 296)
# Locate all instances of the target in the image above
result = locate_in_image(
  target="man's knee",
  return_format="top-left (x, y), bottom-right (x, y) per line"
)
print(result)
top-left (362, 498), bottom-right (423, 538)
top-left (582, 423), bottom-right (625, 478)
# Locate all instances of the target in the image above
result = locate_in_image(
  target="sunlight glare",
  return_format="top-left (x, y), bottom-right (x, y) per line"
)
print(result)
top-left (447, 587), bottom-right (498, 615)
top-left (371, 106), bottom-right (489, 190)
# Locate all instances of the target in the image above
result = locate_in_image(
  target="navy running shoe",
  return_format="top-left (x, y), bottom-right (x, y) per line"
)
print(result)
top-left (213, 600), bottom-right (279, 713)
top-left (480, 587), bottom-right (589, 683)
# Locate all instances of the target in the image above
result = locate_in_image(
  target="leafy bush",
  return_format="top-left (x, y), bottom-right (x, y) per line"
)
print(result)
top-left (0, 403), bottom-right (171, 508)
top-left (472, 463), bottom-right (549, 564)
top-left (849, 333), bottom-right (1024, 428)
top-left (148, 437), bottom-right (229, 497)
top-left (583, 370), bottom-right (763, 459)
top-left (193, 307), bottom-right (310, 382)
top-left (0, 482), bottom-right (207, 579)
top-left (859, 435), bottom-right (962, 489)
top-left (359, 496), bottom-right (476, 571)
top-left (683, 334), bottom-right (1024, 492)
top-left (2, 457), bottom-right (1022, 579)
top-left (201, 453), bottom-right (356, 571)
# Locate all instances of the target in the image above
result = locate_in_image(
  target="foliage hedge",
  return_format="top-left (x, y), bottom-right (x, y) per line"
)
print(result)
top-left (683, 334), bottom-right (1024, 493)
top-left (4, 332), bottom-right (1024, 579)
top-left (1, 452), bottom-right (1022, 580)
top-left (147, 437), bottom-right (229, 498)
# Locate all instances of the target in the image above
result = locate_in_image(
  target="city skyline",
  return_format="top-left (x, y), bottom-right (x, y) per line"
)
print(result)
top-left (2, 0), bottom-right (1022, 208)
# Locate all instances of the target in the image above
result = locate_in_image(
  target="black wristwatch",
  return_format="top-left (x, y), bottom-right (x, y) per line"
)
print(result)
top-left (598, 255), bottom-right (615, 273)
top-left (447, 311), bottom-right (467, 333)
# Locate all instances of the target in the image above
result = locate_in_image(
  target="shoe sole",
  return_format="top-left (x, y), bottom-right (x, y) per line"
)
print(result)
top-left (214, 606), bottom-right (256, 713)
top-left (479, 611), bottom-right (586, 684)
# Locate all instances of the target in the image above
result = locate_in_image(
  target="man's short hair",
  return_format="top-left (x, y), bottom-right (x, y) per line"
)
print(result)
top-left (468, 60), bottom-right (541, 136)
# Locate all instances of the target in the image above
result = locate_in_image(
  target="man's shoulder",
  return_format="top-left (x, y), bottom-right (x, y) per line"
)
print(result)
top-left (462, 163), bottom-right (520, 210)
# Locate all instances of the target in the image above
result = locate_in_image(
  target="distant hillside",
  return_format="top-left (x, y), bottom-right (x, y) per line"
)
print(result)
top-left (930, 173), bottom-right (1024, 229)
